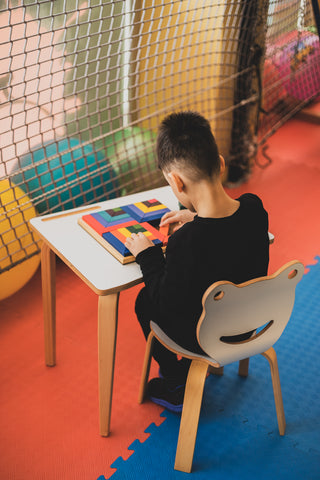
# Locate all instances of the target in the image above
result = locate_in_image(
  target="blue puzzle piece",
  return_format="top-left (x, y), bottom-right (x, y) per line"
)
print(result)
top-left (151, 238), bottom-right (162, 246)
top-left (143, 208), bottom-right (171, 222)
top-left (123, 204), bottom-right (170, 222)
top-left (103, 232), bottom-right (131, 256)
top-left (122, 204), bottom-right (147, 221)
top-left (92, 212), bottom-right (111, 227)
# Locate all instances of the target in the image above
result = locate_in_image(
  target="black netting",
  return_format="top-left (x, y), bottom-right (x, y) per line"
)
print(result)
top-left (1, 0), bottom-right (319, 274)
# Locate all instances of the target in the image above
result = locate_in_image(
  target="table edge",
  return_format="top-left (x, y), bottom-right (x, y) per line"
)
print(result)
top-left (31, 227), bottom-right (144, 296)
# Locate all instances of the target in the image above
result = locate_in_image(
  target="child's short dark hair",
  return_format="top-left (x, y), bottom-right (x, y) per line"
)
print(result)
top-left (156, 111), bottom-right (220, 180)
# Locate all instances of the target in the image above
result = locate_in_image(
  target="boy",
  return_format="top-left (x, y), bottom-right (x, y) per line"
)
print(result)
top-left (125, 111), bottom-right (269, 412)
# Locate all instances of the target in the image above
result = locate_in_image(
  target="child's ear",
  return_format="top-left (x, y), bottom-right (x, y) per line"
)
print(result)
top-left (169, 172), bottom-right (185, 192)
top-left (219, 155), bottom-right (226, 175)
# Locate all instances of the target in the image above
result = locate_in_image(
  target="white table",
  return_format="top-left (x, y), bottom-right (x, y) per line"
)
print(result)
top-left (30, 186), bottom-right (179, 436)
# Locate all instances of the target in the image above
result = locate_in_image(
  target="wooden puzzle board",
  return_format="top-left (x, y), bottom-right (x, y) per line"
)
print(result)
top-left (78, 199), bottom-right (170, 264)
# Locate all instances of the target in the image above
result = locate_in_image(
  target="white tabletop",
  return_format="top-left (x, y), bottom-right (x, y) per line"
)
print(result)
top-left (30, 186), bottom-right (179, 295)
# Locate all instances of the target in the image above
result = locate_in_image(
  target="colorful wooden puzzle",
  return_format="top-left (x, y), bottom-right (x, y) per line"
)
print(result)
top-left (78, 199), bottom-right (170, 264)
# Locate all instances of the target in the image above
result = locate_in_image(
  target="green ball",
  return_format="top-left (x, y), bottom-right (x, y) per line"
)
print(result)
top-left (106, 127), bottom-right (165, 195)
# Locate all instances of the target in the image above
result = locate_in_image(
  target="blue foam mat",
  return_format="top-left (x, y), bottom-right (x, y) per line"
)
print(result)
top-left (104, 257), bottom-right (320, 479)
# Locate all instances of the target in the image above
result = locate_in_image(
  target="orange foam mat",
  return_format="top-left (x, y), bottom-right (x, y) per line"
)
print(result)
top-left (0, 262), bottom-right (164, 480)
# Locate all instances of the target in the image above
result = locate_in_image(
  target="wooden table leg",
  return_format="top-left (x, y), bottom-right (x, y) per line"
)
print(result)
top-left (98, 292), bottom-right (120, 437)
top-left (41, 243), bottom-right (56, 366)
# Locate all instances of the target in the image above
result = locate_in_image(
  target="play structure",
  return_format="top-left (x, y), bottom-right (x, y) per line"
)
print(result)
top-left (0, 0), bottom-right (319, 299)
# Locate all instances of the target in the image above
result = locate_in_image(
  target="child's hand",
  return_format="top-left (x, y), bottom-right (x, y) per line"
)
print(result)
top-left (125, 232), bottom-right (155, 257)
top-left (160, 209), bottom-right (196, 232)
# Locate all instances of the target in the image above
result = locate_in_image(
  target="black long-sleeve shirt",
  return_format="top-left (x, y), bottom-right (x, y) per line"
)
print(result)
top-left (136, 193), bottom-right (269, 353)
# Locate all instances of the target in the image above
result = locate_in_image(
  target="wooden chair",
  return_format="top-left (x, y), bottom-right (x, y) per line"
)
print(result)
top-left (138, 260), bottom-right (304, 473)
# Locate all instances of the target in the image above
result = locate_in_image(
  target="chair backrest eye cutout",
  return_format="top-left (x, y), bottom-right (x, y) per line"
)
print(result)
top-left (288, 269), bottom-right (298, 279)
top-left (214, 290), bottom-right (224, 301)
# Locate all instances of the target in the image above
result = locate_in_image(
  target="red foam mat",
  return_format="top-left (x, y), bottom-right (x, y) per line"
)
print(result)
top-left (0, 264), bottom-right (164, 479)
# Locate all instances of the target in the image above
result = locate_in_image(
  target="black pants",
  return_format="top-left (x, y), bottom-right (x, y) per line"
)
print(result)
top-left (135, 287), bottom-right (190, 383)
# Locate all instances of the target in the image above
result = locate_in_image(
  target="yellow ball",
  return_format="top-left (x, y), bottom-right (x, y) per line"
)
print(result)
top-left (0, 179), bottom-right (40, 301)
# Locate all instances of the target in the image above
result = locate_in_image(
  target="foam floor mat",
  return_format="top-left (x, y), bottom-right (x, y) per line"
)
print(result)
top-left (104, 257), bottom-right (320, 479)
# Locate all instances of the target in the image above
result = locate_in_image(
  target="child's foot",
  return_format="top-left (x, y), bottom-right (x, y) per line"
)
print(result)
top-left (147, 377), bottom-right (185, 413)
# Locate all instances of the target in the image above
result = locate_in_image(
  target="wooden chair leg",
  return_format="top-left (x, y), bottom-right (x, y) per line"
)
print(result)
top-left (174, 360), bottom-right (208, 473)
top-left (261, 347), bottom-right (286, 435)
top-left (138, 332), bottom-right (155, 404)
top-left (208, 365), bottom-right (224, 376)
top-left (238, 358), bottom-right (249, 377)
